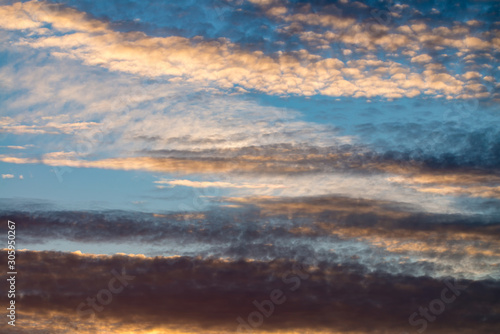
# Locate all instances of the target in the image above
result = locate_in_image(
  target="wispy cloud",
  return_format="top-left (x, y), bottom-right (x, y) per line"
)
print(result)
top-left (155, 179), bottom-right (287, 189)
top-left (0, 145), bottom-right (29, 149)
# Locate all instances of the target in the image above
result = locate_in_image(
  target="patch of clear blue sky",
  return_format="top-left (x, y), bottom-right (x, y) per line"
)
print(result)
top-left (0, 161), bottom-right (213, 213)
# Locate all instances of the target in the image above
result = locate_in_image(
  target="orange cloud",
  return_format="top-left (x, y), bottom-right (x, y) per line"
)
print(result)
top-left (0, 1), bottom-right (488, 99)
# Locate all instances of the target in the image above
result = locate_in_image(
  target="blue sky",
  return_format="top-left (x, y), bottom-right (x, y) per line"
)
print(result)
top-left (0, 1), bottom-right (500, 333)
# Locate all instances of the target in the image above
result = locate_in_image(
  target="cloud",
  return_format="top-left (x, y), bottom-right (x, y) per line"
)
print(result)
top-left (250, 0), bottom-right (497, 99)
top-left (262, 0), bottom-right (499, 54)
top-left (3, 249), bottom-right (499, 333)
top-left (388, 170), bottom-right (500, 199)
top-left (411, 54), bottom-right (432, 63)
top-left (0, 1), bottom-right (492, 99)
top-left (1, 130), bottom-right (499, 208)
top-left (2, 192), bottom-right (499, 279)
top-left (406, 184), bottom-right (500, 199)
top-left (155, 179), bottom-right (287, 189)
top-left (0, 50), bottom-right (353, 156)
top-left (0, 2), bottom-right (498, 332)
top-left (0, 117), bottom-right (99, 135)
top-left (0, 145), bottom-right (28, 150)
top-left (0, 153), bottom-right (327, 175)
top-left (0, 1), bottom-right (43, 30)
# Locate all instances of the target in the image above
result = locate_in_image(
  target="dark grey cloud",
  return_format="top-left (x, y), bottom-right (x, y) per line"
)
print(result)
top-left (4, 249), bottom-right (500, 333)
top-left (1, 194), bottom-right (499, 279)
top-left (3, 195), bottom-right (498, 245)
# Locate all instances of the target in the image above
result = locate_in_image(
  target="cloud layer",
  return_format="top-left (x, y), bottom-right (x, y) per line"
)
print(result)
top-left (1, 0), bottom-right (498, 99)
top-left (1, 1), bottom-right (499, 333)
top-left (2, 193), bottom-right (499, 280)
top-left (3, 249), bottom-right (500, 333)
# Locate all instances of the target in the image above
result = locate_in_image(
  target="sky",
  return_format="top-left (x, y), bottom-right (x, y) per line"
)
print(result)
top-left (0, 0), bottom-right (499, 333)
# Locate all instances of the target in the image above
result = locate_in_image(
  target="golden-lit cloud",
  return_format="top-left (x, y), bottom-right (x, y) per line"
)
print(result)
top-left (0, 1), bottom-right (491, 99)
top-left (250, 0), bottom-right (496, 99)
top-left (388, 171), bottom-right (500, 199)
